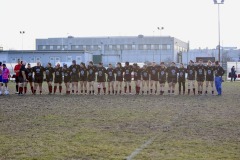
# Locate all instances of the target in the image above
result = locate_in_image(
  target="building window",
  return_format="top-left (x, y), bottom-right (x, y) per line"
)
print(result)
top-left (104, 45), bottom-right (109, 51)
top-left (86, 45), bottom-right (91, 51)
top-left (57, 46), bottom-right (61, 50)
top-left (117, 45), bottom-right (121, 50)
top-left (127, 44), bottom-right (132, 50)
top-left (120, 45), bottom-right (124, 50)
top-left (50, 46), bottom-right (54, 50)
top-left (124, 45), bottom-right (128, 50)
top-left (112, 45), bottom-right (117, 50)
top-left (64, 45), bottom-right (68, 50)
top-left (93, 45), bottom-right (99, 50)
top-left (138, 44), bottom-right (144, 50)
top-left (159, 45), bottom-right (163, 50)
top-left (42, 46), bottom-right (46, 50)
top-left (167, 45), bottom-right (171, 50)
top-left (67, 56), bottom-right (72, 62)
top-left (132, 44), bottom-right (136, 50)
top-left (162, 44), bottom-right (167, 50)
top-left (109, 45), bottom-right (112, 50)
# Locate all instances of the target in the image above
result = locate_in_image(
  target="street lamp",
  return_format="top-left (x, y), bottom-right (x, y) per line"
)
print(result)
top-left (213, 0), bottom-right (224, 63)
top-left (20, 31), bottom-right (25, 60)
top-left (157, 27), bottom-right (164, 36)
top-left (157, 27), bottom-right (164, 62)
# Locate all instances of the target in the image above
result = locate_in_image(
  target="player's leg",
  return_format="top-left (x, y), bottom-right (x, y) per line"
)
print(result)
top-left (119, 81), bottom-right (122, 94)
top-left (210, 81), bottom-right (214, 95)
top-left (39, 82), bottom-right (43, 95)
top-left (150, 80), bottom-right (154, 94)
top-left (172, 82), bottom-right (176, 95)
top-left (154, 81), bottom-right (158, 94)
top-left (80, 81), bottom-right (83, 94)
top-left (178, 81), bottom-right (182, 95)
top-left (142, 80), bottom-right (145, 94)
top-left (108, 81), bottom-right (111, 94)
top-left (91, 81), bottom-right (95, 95)
top-left (83, 81), bottom-right (87, 95)
top-left (111, 81), bottom-right (114, 94)
top-left (102, 82), bottom-right (106, 95)
top-left (115, 81), bottom-right (119, 95)
top-left (205, 81), bottom-right (209, 94)
top-left (168, 82), bottom-right (171, 95)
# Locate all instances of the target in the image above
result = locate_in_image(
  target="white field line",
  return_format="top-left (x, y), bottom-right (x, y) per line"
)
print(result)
top-left (125, 105), bottom-right (188, 160)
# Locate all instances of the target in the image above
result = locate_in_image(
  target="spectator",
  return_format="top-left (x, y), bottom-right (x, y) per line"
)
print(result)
top-left (231, 66), bottom-right (237, 82)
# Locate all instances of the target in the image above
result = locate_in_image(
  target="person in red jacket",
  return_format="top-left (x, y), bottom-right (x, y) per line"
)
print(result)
top-left (14, 59), bottom-right (22, 94)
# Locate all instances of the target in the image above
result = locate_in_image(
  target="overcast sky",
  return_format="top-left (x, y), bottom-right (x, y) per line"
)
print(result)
top-left (0, 0), bottom-right (239, 50)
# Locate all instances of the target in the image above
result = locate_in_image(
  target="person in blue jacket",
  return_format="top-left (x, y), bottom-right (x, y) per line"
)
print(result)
top-left (214, 61), bottom-right (225, 96)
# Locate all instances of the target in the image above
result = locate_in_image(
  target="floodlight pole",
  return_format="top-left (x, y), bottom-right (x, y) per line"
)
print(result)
top-left (213, 0), bottom-right (224, 63)
top-left (20, 31), bottom-right (25, 60)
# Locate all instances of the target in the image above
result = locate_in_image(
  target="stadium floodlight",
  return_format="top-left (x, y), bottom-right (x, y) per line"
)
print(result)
top-left (213, 0), bottom-right (224, 63)
top-left (20, 31), bottom-right (25, 60)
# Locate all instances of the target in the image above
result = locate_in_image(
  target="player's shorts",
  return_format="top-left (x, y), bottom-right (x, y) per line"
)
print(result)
top-left (88, 76), bottom-right (95, 82)
top-left (34, 76), bottom-right (43, 83)
top-left (0, 75), bottom-right (2, 82)
top-left (142, 77), bottom-right (149, 81)
top-left (150, 76), bottom-right (158, 81)
top-left (187, 76), bottom-right (195, 81)
top-left (116, 77), bottom-right (123, 82)
top-left (64, 77), bottom-right (71, 83)
top-left (206, 76), bottom-right (214, 81)
top-left (134, 77), bottom-right (141, 81)
top-left (79, 76), bottom-right (87, 81)
top-left (167, 77), bottom-right (177, 83)
top-left (97, 77), bottom-right (106, 82)
top-left (15, 76), bottom-right (19, 83)
top-left (124, 76), bottom-right (131, 82)
top-left (46, 77), bottom-right (53, 82)
top-left (197, 76), bottom-right (205, 82)
top-left (71, 75), bottom-right (79, 82)
top-left (178, 78), bottom-right (186, 83)
top-left (18, 76), bottom-right (24, 83)
top-left (159, 78), bottom-right (166, 84)
top-left (107, 77), bottom-right (115, 82)
top-left (2, 79), bottom-right (8, 83)
top-left (26, 77), bottom-right (33, 82)
top-left (54, 78), bottom-right (62, 84)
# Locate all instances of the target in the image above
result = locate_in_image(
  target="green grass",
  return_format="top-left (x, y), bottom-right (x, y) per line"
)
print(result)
top-left (0, 82), bottom-right (240, 159)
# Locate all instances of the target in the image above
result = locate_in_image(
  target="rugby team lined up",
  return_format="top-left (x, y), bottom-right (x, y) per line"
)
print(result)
top-left (0, 59), bottom-right (225, 96)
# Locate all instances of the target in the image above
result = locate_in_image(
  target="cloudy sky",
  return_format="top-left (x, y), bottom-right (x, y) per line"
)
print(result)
top-left (0, 0), bottom-right (239, 50)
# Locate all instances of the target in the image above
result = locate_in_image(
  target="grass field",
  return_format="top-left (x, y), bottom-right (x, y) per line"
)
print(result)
top-left (0, 82), bottom-right (240, 160)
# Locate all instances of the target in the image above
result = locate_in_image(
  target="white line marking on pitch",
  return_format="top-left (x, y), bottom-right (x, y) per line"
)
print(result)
top-left (125, 105), bottom-right (188, 160)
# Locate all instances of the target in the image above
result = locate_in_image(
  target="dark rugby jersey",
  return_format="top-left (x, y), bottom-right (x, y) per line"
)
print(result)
top-left (63, 68), bottom-right (71, 79)
top-left (19, 65), bottom-right (27, 78)
top-left (141, 68), bottom-right (150, 80)
top-left (124, 66), bottom-right (133, 79)
top-left (69, 65), bottom-right (80, 76)
top-left (79, 67), bottom-right (88, 78)
top-left (214, 66), bottom-right (225, 77)
top-left (205, 66), bottom-right (215, 78)
top-left (107, 68), bottom-right (114, 80)
top-left (54, 67), bottom-right (63, 79)
top-left (178, 68), bottom-right (187, 80)
top-left (167, 66), bottom-right (178, 78)
top-left (96, 67), bottom-right (106, 79)
top-left (44, 67), bottom-right (54, 79)
top-left (195, 64), bottom-right (205, 77)
top-left (114, 67), bottom-right (124, 79)
top-left (148, 66), bottom-right (159, 79)
top-left (32, 66), bottom-right (44, 77)
top-left (87, 66), bottom-right (97, 79)
top-left (158, 67), bottom-right (167, 80)
top-left (26, 67), bottom-right (33, 79)
top-left (187, 65), bottom-right (196, 79)
top-left (133, 67), bottom-right (142, 80)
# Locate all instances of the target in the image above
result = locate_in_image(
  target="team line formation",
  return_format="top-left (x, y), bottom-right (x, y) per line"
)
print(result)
top-left (0, 59), bottom-right (225, 96)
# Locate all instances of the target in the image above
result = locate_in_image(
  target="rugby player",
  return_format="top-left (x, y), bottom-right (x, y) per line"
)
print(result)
top-left (166, 62), bottom-right (178, 95)
top-left (79, 62), bottom-right (88, 95)
top-left (187, 60), bottom-right (196, 95)
top-left (14, 59), bottom-right (22, 94)
top-left (205, 60), bottom-right (215, 95)
top-left (195, 59), bottom-right (205, 95)
top-left (106, 63), bottom-right (115, 95)
top-left (32, 62), bottom-right (45, 95)
top-left (96, 62), bottom-right (107, 95)
top-left (69, 60), bottom-right (80, 94)
top-left (114, 62), bottom-right (124, 95)
top-left (63, 64), bottom-right (71, 94)
top-left (0, 62), bottom-right (3, 95)
top-left (25, 63), bottom-right (34, 93)
top-left (178, 63), bottom-right (187, 95)
top-left (45, 63), bottom-right (54, 94)
top-left (123, 62), bottom-right (133, 94)
top-left (133, 63), bottom-right (141, 95)
top-left (148, 62), bottom-right (159, 95)
top-left (214, 61), bottom-right (225, 96)
top-left (2, 64), bottom-right (10, 95)
top-left (141, 65), bottom-right (150, 95)
top-left (159, 62), bottom-right (167, 95)
top-left (87, 61), bottom-right (97, 95)
top-left (18, 61), bottom-right (27, 95)
top-left (53, 63), bottom-right (63, 94)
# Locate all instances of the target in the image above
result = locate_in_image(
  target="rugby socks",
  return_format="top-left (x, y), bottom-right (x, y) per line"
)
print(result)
top-left (129, 86), bottom-right (131, 93)
top-left (168, 90), bottom-right (170, 94)
top-left (85, 90), bottom-right (87, 94)
top-left (115, 91), bottom-right (118, 95)
top-left (193, 88), bottom-right (196, 95)
top-left (103, 88), bottom-right (106, 94)
top-left (147, 91), bottom-right (149, 94)
top-left (150, 89), bottom-right (153, 94)
top-left (205, 91), bottom-right (208, 94)
top-left (92, 90), bottom-right (95, 95)
top-left (19, 87), bottom-right (23, 94)
top-left (183, 90), bottom-right (185, 95)
top-left (108, 91), bottom-right (111, 94)
top-left (24, 87), bottom-right (27, 94)
top-left (172, 90), bottom-right (175, 94)
top-left (142, 91), bottom-right (144, 94)
top-left (89, 91), bottom-right (91, 94)
top-left (72, 90), bottom-right (74, 93)
top-left (188, 89), bottom-right (190, 95)
top-left (40, 91), bottom-right (42, 95)
top-left (81, 90), bottom-right (83, 94)
top-left (59, 86), bottom-right (62, 93)
top-left (31, 87), bottom-right (34, 93)
top-left (54, 86), bottom-right (57, 93)
top-left (212, 91), bottom-right (214, 95)
top-left (49, 86), bottom-right (52, 93)
top-left (112, 90), bottom-right (114, 94)
top-left (124, 87), bottom-right (127, 93)
top-left (119, 90), bottom-right (121, 94)
top-left (16, 85), bottom-right (19, 93)
top-left (155, 90), bottom-right (157, 94)
top-left (33, 90), bottom-right (36, 94)
top-left (98, 88), bottom-right (101, 94)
